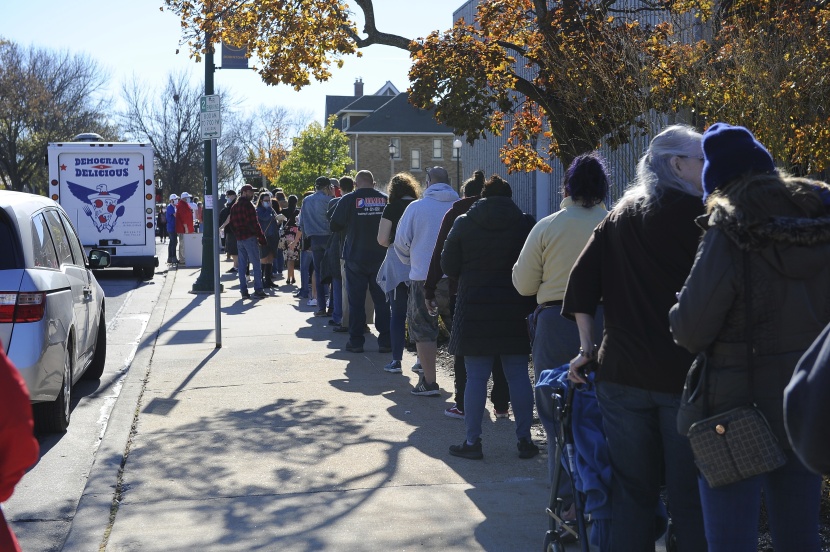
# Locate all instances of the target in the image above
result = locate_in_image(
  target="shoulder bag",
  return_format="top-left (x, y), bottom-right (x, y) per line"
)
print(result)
top-left (685, 251), bottom-right (786, 488)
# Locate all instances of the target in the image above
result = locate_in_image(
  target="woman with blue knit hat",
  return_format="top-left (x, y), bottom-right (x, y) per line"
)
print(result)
top-left (670, 123), bottom-right (830, 551)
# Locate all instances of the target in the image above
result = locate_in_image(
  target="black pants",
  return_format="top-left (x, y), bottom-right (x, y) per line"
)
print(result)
top-left (167, 231), bottom-right (178, 263)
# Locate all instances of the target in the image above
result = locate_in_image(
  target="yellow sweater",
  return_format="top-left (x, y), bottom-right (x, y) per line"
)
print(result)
top-left (512, 197), bottom-right (607, 304)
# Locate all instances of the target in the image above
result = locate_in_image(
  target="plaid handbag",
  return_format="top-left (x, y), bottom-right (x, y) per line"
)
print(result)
top-left (686, 251), bottom-right (785, 488)
top-left (688, 405), bottom-right (786, 488)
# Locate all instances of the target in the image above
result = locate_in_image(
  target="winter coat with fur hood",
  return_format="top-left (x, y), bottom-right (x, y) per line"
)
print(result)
top-left (669, 175), bottom-right (830, 447)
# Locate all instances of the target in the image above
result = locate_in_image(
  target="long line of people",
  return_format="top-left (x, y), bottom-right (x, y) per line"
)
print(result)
top-left (209, 122), bottom-right (830, 550)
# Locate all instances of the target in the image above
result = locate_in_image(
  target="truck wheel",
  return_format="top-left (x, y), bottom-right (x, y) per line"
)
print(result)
top-left (35, 342), bottom-right (72, 433)
top-left (83, 309), bottom-right (106, 380)
top-left (141, 266), bottom-right (155, 280)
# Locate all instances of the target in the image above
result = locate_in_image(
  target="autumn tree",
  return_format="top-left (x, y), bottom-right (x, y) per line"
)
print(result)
top-left (647, 0), bottom-right (830, 175)
top-left (234, 106), bottom-right (311, 185)
top-left (0, 39), bottom-right (115, 194)
top-left (276, 117), bottom-right (351, 196)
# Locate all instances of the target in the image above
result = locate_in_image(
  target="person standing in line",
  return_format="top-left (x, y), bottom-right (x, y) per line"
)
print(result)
top-left (229, 184), bottom-right (268, 299)
top-left (512, 153), bottom-right (609, 481)
top-left (441, 175), bottom-right (538, 460)
top-left (296, 191), bottom-right (314, 302)
top-left (670, 123), bottom-right (830, 551)
top-left (300, 177), bottom-right (335, 316)
top-left (175, 191), bottom-right (194, 264)
top-left (564, 125), bottom-right (708, 551)
top-left (256, 190), bottom-right (284, 289)
top-left (157, 208), bottom-right (167, 244)
top-left (330, 170), bottom-right (391, 354)
top-left (280, 195), bottom-right (300, 286)
top-left (423, 171), bottom-right (511, 419)
top-left (394, 166), bottom-right (460, 396)
top-left (219, 189), bottom-right (238, 268)
top-left (165, 194), bottom-right (178, 266)
top-left (377, 172), bottom-right (421, 373)
top-left (327, 176), bottom-right (354, 331)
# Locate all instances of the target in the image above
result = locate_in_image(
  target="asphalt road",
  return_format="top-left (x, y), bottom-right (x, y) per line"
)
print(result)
top-left (4, 247), bottom-right (167, 552)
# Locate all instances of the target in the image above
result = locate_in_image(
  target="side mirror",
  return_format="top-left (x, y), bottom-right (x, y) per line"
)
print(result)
top-left (88, 249), bottom-right (111, 269)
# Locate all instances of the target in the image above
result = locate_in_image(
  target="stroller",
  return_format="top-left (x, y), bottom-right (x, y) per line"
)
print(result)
top-left (536, 366), bottom-right (675, 552)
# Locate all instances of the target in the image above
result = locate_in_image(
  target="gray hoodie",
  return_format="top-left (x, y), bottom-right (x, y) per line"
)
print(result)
top-left (394, 182), bottom-right (460, 281)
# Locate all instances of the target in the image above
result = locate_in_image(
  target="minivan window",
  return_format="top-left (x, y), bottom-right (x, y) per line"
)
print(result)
top-left (43, 209), bottom-right (74, 267)
top-left (31, 213), bottom-right (59, 269)
top-left (0, 211), bottom-right (23, 270)
top-left (59, 211), bottom-right (86, 266)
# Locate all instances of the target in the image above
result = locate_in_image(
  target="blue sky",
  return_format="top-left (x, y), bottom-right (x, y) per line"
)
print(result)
top-left (2, 1), bottom-right (459, 124)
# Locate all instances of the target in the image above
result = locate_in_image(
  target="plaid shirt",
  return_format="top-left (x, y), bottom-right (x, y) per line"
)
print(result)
top-left (229, 196), bottom-right (265, 242)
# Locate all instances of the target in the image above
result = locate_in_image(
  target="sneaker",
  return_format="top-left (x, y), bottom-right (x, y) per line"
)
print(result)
top-left (517, 438), bottom-right (540, 459)
top-left (383, 360), bottom-right (402, 373)
top-left (494, 408), bottom-right (510, 419)
top-left (411, 376), bottom-right (440, 396)
top-left (333, 326), bottom-right (349, 333)
top-left (449, 438), bottom-right (483, 460)
top-left (411, 362), bottom-right (424, 374)
top-left (344, 342), bottom-right (364, 353)
top-left (226, 267), bottom-right (238, 274)
top-left (377, 345), bottom-right (392, 354)
top-left (328, 319), bottom-right (339, 326)
top-left (444, 404), bottom-right (465, 419)
top-left (253, 290), bottom-right (267, 298)
top-left (314, 310), bottom-right (328, 317)
top-left (307, 298), bottom-right (318, 307)
top-left (240, 291), bottom-right (250, 299)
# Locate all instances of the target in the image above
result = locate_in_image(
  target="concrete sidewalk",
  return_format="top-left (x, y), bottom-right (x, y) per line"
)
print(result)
top-left (74, 263), bottom-right (550, 551)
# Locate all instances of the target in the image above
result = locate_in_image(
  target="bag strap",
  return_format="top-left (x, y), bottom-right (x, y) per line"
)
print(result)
top-left (743, 250), bottom-right (756, 403)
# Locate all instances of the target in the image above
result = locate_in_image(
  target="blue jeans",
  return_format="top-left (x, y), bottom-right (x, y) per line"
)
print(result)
top-left (344, 261), bottom-right (390, 347)
top-left (331, 277), bottom-right (343, 324)
top-left (237, 237), bottom-right (262, 293)
top-left (463, 355), bottom-right (534, 445)
top-left (310, 235), bottom-right (329, 308)
top-left (298, 250), bottom-right (312, 298)
top-left (532, 305), bottom-right (603, 482)
top-left (596, 381), bottom-right (706, 552)
top-left (388, 282), bottom-right (409, 361)
top-left (698, 449), bottom-right (821, 552)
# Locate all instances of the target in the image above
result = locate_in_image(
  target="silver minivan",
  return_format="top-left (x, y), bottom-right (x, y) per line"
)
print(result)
top-left (0, 190), bottom-right (110, 432)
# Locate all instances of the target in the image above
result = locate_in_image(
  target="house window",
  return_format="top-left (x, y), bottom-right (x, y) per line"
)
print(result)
top-left (411, 149), bottom-right (421, 170)
top-left (391, 137), bottom-right (401, 159)
top-left (433, 139), bottom-right (442, 159)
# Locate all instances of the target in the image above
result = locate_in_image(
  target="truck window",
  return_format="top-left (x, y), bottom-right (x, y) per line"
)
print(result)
top-left (31, 214), bottom-right (59, 269)
top-left (43, 210), bottom-right (74, 267)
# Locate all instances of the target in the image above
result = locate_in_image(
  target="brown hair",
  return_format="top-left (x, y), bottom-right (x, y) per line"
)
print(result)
top-left (387, 172), bottom-right (421, 203)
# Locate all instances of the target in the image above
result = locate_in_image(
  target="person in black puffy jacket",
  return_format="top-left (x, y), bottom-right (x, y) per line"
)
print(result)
top-left (440, 175), bottom-right (538, 461)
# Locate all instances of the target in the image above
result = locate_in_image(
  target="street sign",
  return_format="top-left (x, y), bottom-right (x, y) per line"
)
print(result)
top-left (200, 95), bottom-right (220, 112)
top-left (200, 110), bottom-right (222, 140)
top-left (238, 162), bottom-right (262, 179)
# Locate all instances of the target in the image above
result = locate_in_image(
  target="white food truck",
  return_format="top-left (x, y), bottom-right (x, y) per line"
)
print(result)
top-left (47, 135), bottom-right (158, 278)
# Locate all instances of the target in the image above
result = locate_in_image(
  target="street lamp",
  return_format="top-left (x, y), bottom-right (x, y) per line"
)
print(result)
top-left (389, 141), bottom-right (397, 180)
top-left (453, 138), bottom-right (463, 193)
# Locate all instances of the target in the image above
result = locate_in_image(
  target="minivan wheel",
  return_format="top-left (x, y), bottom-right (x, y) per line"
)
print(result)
top-left (83, 309), bottom-right (107, 380)
top-left (34, 343), bottom-right (72, 433)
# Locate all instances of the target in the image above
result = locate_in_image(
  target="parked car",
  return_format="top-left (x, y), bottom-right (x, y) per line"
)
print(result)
top-left (0, 190), bottom-right (110, 433)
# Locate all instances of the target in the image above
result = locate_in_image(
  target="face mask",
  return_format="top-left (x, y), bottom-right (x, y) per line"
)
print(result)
top-left (262, 201), bottom-right (270, 207)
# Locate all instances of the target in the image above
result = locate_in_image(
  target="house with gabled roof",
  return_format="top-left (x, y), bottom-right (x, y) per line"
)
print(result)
top-left (325, 80), bottom-right (463, 190)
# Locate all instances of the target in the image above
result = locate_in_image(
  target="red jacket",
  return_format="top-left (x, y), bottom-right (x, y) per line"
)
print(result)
top-left (0, 344), bottom-right (39, 552)
top-left (175, 200), bottom-right (194, 234)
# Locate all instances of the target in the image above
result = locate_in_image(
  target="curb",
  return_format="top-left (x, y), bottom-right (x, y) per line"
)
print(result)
top-left (61, 268), bottom-right (177, 551)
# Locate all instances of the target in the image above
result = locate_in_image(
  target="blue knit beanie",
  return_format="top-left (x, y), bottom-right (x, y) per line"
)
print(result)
top-left (702, 123), bottom-right (776, 201)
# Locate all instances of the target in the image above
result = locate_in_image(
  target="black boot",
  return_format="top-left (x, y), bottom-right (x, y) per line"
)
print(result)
top-left (263, 265), bottom-right (276, 288)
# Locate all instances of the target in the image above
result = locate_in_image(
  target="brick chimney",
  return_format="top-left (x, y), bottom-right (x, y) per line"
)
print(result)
top-left (354, 78), bottom-right (364, 97)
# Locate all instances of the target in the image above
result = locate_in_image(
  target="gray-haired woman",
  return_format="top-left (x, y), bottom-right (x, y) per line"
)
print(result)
top-left (562, 125), bottom-right (708, 550)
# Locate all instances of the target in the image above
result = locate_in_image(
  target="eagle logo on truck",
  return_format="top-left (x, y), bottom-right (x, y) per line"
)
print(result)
top-left (66, 181), bottom-right (139, 232)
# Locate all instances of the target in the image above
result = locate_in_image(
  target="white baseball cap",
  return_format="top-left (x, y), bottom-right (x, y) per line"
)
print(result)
top-left (169, 193), bottom-right (179, 200)
top-left (180, 192), bottom-right (191, 199)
